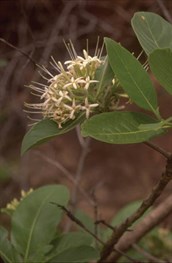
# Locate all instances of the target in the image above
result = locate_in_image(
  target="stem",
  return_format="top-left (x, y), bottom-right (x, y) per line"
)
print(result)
top-left (71, 137), bottom-right (91, 207)
top-left (52, 203), bottom-right (138, 263)
top-left (65, 136), bottom-right (91, 232)
top-left (144, 141), bottom-right (171, 159)
top-left (108, 193), bottom-right (172, 261)
top-left (98, 157), bottom-right (172, 262)
top-left (35, 151), bottom-right (95, 206)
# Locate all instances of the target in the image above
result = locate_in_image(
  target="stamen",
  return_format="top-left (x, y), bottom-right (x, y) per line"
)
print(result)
top-left (94, 36), bottom-right (100, 57)
top-left (69, 39), bottom-right (77, 59)
top-left (50, 56), bottom-right (61, 72)
top-left (99, 41), bottom-right (104, 59)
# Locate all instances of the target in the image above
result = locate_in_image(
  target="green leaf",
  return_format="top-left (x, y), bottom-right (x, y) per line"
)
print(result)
top-left (131, 12), bottom-right (172, 55)
top-left (21, 113), bottom-right (85, 155)
top-left (104, 38), bottom-right (158, 116)
top-left (47, 232), bottom-right (92, 262)
top-left (95, 56), bottom-right (114, 97)
top-left (75, 210), bottom-right (95, 233)
top-left (11, 185), bottom-right (69, 263)
top-left (0, 227), bottom-right (13, 263)
top-left (81, 111), bottom-right (164, 144)
top-left (103, 200), bottom-right (152, 241)
top-left (149, 48), bottom-right (172, 95)
top-left (48, 245), bottom-right (99, 262)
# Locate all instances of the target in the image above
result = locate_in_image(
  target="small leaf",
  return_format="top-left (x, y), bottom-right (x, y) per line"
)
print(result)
top-left (104, 38), bottom-right (158, 116)
top-left (131, 12), bottom-right (172, 55)
top-left (48, 245), bottom-right (99, 262)
top-left (81, 111), bottom-right (164, 144)
top-left (11, 185), bottom-right (69, 262)
top-left (149, 48), bottom-right (172, 95)
top-left (21, 113), bottom-right (85, 155)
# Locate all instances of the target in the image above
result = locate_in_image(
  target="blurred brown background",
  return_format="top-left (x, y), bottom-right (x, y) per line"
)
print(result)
top-left (0, 0), bottom-right (172, 228)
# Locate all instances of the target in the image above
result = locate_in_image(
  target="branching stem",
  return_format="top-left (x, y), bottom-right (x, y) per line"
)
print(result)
top-left (98, 157), bottom-right (172, 262)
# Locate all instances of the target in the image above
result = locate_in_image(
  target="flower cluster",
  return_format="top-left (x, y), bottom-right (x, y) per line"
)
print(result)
top-left (2, 189), bottom-right (33, 214)
top-left (26, 45), bottom-right (104, 128)
top-left (25, 41), bottom-right (127, 128)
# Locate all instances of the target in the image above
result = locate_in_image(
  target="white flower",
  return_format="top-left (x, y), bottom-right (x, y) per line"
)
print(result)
top-left (83, 76), bottom-right (98, 90)
top-left (63, 77), bottom-right (85, 89)
top-left (81, 98), bottom-right (99, 118)
top-left (25, 40), bottom-right (126, 128)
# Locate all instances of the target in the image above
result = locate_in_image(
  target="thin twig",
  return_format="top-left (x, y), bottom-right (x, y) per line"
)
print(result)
top-left (98, 157), bottom-right (172, 262)
top-left (70, 137), bottom-right (91, 208)
top-left (91, 190), bottom-right (99, 247)
top-left (76, 125), bottom-right (86, 147)
top-left (65, 136), bottom-right (91, 232)
top-left (108, 193), bottom-right (172, 261)
top-left (0, 38), bottom-right (37, 66)
top-left (52, 203), bottom-right (104, 245)
top-left (35, 151), bottom-right (95, 206)
top-left (95, 219), bottom-right (116, 231)
top-left (51, 203), bottom-right (138, 263)
top-left (144, 141), bottom-right (171, 159)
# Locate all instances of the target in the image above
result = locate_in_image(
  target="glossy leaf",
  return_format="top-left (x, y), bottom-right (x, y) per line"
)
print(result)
top-left (21, 113), bottom-right (85, 155)
top-left (11, 185), bottom-right (69, 262)
top-left (131, 12), bottom-right (172, 55)
top-left (104, 38), bottom-right (158, 115)
top-left (48, 245), bottom-right (99, 262)
top-left (149, 48), bottom-right (172, 95)
top-left (81, 111), bottom-right (164, 144)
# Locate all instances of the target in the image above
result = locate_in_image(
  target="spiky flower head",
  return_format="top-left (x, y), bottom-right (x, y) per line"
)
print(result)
top-left (25, 41), bottom-right (125, 128)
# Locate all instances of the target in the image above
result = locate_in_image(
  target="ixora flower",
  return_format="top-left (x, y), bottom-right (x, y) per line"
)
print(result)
top-left (25, 41), bottom-right (125, 128)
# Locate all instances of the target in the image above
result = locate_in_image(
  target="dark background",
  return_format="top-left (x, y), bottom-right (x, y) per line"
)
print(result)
top-left (0, 0), bottom-right (172, 229)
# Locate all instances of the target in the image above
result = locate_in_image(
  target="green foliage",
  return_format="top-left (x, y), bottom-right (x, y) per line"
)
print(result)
top-left (11, 185), bottom-right (69, 261)
top-left (75, 209), bottom-right (96, 233)
top-left (132, 12), bottom-right (172, 54)
top-left (0, 185), bottom-right (99, 263)
top-left (0, 227), bottom-right (13, 263)
top-left (21, 114), bottom-right (85, 155)
top-left (47, 245), bottom-right (99, 262)
top-left (104, 38), bottom-right (159, 117)
top-left (46, 231), bottom-right (96, 262)
top-left (95, 56), bottom-right (114, 98)
top-left (81, 111), bottom-right (164, 144)
top-left (149, 48), bottom-right (172, 95)
top-left (102, 200), bottom-right (171, 262)
top-left (21, 11), bottom-right (172, 153)
top-left (12, 10), bottom-right (172, 263)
